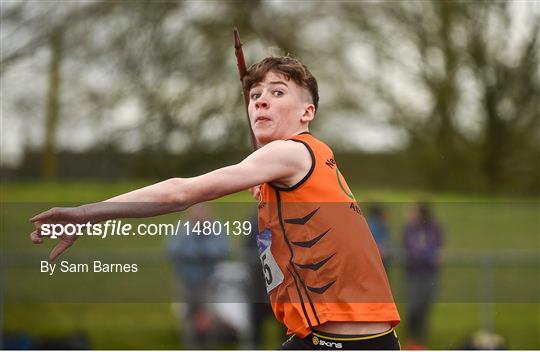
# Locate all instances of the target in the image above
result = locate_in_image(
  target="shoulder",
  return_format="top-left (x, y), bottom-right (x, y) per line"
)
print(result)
top-left (260, 139), bottom-right (308, 152)
top-left (253, 140), bottom-right (311, 166)
top-left (247, 140), bottom-right (313, 187)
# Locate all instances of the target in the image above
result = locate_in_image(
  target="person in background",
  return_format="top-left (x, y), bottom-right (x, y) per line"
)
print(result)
top-left (166, 203), bottom-right (230, 349)
top-left (402, 202), bottom-right (443, 350)
top-left (366, 203), bottom-right (394, 274)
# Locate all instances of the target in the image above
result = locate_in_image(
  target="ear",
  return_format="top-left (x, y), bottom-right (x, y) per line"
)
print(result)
top-left (300, 103), bottom-right (316, 123)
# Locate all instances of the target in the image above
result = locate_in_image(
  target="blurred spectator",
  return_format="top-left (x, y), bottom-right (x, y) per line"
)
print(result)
top-left (366, 203), bottom-right (394, 274)
top-left (206, 260), bottom-right (251, 348)
top-left (166, 203), bottom-right (230, 349)
top-left (402, 202), bottom-right (443, 349)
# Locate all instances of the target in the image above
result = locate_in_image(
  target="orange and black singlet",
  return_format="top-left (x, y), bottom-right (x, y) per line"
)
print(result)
top-left (256, 133), bottom-right (400, 338)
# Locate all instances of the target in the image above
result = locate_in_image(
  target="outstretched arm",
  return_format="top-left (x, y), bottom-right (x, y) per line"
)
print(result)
top-left (30, 140), bottom-right (311, 260)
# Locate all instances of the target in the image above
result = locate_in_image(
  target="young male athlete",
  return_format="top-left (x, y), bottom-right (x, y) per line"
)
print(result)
top-left (30, 56), bottom-right (401, 350)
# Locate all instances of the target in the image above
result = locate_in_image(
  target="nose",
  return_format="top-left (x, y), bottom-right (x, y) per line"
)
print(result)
top-left (255, 96), bottom-right (269, 109)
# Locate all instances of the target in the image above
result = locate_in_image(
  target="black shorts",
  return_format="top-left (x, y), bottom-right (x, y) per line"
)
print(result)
top-left (279, 328), bottom-right (401, 350)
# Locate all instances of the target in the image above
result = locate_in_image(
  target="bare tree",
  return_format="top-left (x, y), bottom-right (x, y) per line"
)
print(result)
top-left (1, 0), bottom-right (119, 178)
top-left (329, 0), bottom-right (539, 193)
top-left (2, 1), bottom-right (537, 193)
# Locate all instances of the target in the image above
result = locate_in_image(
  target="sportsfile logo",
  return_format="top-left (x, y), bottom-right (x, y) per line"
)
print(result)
top-left (312, 336), bottom-right (343, 349)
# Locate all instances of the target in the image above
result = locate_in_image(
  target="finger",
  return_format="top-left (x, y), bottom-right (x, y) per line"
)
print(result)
top-left (33, 221), bottom-right (43, 231)
top-left (252, 186), bottom-right (261, 200)
top-left (30, 208), bottom-right (54, 223)
top-left (248, 186), bottom-right (260, 200)
top-left (29, 230), bottom-right (44, 244)
top-left (49, 240), bottom-right (73, 262)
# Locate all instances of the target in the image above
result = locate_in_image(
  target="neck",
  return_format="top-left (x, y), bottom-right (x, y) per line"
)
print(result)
top-left (287, 127), bottom-right (310, 139)
top-left (257, 128), bottom-right (310, 147)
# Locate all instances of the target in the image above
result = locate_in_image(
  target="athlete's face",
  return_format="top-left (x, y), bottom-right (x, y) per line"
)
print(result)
top-left (248, 71), bottom-right (315, 146)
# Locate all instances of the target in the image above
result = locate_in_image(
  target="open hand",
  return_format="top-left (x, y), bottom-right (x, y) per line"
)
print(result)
top-left (29, 207), bottom-right (87, 261)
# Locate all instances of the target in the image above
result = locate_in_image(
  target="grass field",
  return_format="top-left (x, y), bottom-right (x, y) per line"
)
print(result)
top-left (1, 181), bottom-right (539, 349)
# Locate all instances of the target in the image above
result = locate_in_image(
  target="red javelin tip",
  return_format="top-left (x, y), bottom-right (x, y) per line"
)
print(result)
top-left (234, 27), bottom-right (242, 49)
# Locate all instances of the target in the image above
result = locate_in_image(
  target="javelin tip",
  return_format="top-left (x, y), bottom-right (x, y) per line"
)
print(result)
top-left (233, 27), bottom-right (242, 48)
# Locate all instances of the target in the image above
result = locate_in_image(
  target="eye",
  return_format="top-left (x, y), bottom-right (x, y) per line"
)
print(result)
top-left (250, 92), bottom-right (261, 100)
top-left (272, 90), bottom-right (284, 97)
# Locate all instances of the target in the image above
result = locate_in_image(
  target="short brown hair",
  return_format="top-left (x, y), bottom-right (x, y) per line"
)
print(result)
top-left (243, 56), bottom-right (319, 111)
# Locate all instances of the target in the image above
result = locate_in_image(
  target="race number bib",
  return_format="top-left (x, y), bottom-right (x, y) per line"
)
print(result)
top-left (257, 229), bottom-right (284, 293)
top-left (260, 246), bottom-right (284, 292)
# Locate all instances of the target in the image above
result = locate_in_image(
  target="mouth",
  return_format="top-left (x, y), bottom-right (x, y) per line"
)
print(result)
top-left (255, 116), bottom-right (272, 123)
